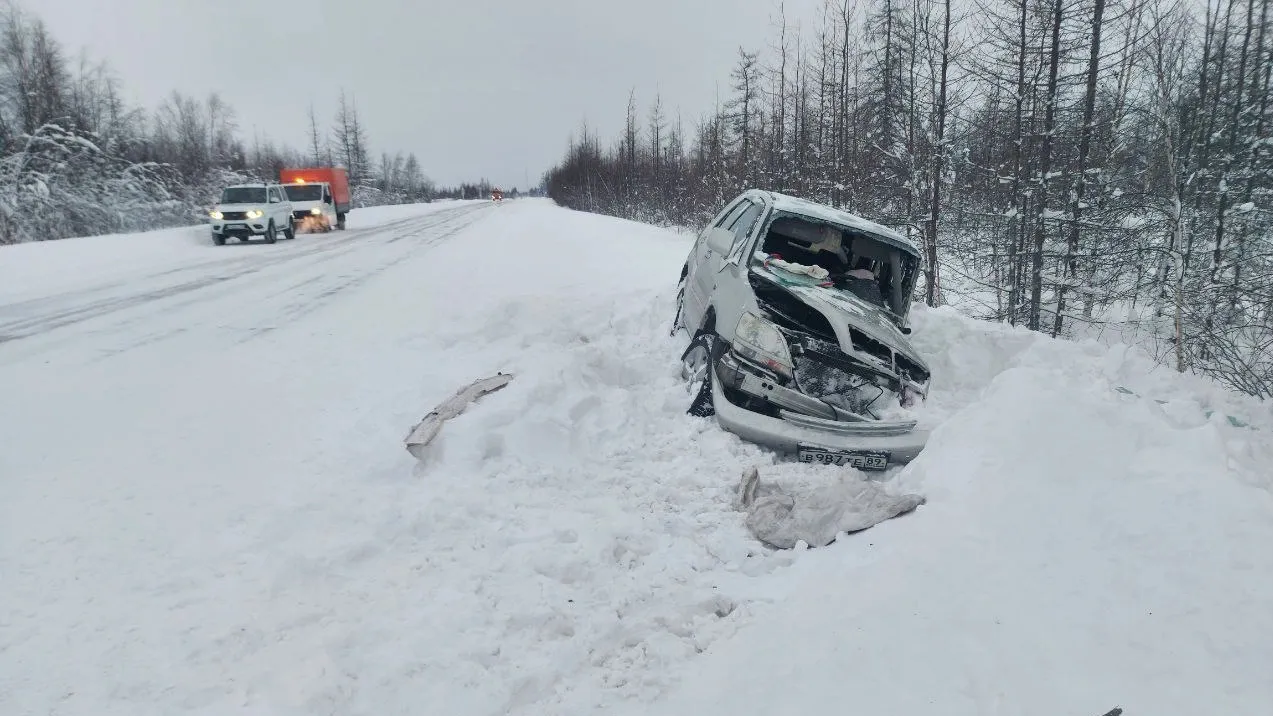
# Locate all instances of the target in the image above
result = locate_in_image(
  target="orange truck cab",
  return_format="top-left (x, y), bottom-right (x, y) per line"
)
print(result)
top-left (280, 167), bottom-right (352, 231)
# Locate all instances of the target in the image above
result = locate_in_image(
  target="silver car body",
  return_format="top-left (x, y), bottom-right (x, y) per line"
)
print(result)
top-left (675, 189), bottom-right (933, 470)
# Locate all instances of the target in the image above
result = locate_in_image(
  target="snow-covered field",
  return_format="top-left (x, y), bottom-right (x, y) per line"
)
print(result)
top-left (3, 198), bottom-right (1272, 716)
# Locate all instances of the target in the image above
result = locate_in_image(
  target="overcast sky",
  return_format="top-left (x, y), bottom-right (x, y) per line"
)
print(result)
top-left (36, 0), bottom-right (821, 189)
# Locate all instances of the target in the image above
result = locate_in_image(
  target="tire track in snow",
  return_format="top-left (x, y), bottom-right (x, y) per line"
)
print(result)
top-left (237, 206), bottom-right (489, 342)
top-left (0, 204), bottom-right (490, 363)
top-left (102, 204), bottom-right (490, 354)
top-left (0, 212), bottom-right (431, 325)
top-left (0, 210), bottom-right (468, 346)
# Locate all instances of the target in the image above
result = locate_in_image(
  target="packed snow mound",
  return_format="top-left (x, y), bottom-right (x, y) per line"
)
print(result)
top-left (625, 304), bottom-right (1273, 716)
top-left (3, 198), bottom-right (1272, 716)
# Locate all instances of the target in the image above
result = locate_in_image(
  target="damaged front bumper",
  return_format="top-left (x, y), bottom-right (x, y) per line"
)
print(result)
top-left (712, 350), bottom-right (930, 469)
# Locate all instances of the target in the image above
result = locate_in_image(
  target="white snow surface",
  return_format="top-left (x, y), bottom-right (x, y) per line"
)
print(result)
top-left (3, 199), bottom-right (1273, 716)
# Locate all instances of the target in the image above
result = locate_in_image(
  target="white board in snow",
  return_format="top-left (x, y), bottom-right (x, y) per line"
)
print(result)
top-left (404, 372), bottom-right (515, 460)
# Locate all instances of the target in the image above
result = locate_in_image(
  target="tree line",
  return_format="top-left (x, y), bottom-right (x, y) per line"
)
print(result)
top-left (0, 1), bottom-right (447, 245)
top-left (543, 0), bottom-right (1273, 400)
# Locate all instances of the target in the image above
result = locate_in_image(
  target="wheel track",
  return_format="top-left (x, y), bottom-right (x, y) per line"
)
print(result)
top-left (0, 204), bottom-right (490, 363)
top-left (0, 213), bottom-right (427, 327)
top-left (237, 207), bottom-right (487, 342)
top-left (0, 205), bottom-right (485, 347)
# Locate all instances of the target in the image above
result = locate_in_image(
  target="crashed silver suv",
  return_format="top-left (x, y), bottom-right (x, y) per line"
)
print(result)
top-left (671, 190), bottom-right (932, 471)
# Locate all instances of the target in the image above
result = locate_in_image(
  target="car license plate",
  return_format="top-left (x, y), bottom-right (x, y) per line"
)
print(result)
top-left (225, 223), bottom-right (245, 229)
top-left (797, 446), bottom-right (890, 470)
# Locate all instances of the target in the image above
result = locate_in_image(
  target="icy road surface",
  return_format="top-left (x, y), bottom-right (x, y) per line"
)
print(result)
top-left (3, 199), bottom-right (1273, 716)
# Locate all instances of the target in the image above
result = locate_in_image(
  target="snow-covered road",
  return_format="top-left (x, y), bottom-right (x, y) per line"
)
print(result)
top-left (0, 202), bottom-right (488, 359)
top-left (3, 199), bottom-right (1273, 716)
top-left (0, 199), bottom-right (767, 716)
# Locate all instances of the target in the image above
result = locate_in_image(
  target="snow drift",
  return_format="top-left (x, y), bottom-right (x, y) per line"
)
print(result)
top-left (2, 199), bottom-right (1272, 716)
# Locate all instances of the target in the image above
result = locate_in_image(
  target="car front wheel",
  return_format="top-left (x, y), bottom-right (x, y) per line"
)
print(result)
top-left (264, 221), bottom-right (277, 244)
top-left (680, 332), bottom-right (720, 418)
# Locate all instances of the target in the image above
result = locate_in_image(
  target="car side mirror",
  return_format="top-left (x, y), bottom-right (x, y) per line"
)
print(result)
top-left (706, 228), bottom-right (734, 256)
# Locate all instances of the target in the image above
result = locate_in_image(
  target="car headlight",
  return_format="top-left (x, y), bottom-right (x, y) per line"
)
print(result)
top-left (209, 210), bottom-right (223, 220)
top-left (733, 311), bottom-right (794, 378)
top-left (310, 207), bottom-right (321, 215)
top-left (247, 209), bottom-right (264, 219)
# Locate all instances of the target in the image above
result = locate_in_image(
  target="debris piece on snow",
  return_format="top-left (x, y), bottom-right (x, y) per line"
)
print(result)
top-left (737, 465), bottom-right (925, 549)
top-left (405, 372), bottom-right (514, 460)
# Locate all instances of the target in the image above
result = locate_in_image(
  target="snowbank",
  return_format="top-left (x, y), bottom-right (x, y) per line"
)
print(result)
top-left (624, 304), bottom-right (1273, 716)
top-left (3, 198), bottom-right (1271, 716)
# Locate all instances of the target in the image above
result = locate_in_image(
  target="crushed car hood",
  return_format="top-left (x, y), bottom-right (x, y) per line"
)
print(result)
top-left (751, 268), bottom-right (931, 378)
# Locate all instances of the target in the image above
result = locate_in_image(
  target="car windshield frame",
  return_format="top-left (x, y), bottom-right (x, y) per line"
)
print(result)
top-left (283, 184), bottom-right (323, 201)
top-left (748, 211), bottom-right (922, 320)
top-left (220, 187), bottom-right (267, 204)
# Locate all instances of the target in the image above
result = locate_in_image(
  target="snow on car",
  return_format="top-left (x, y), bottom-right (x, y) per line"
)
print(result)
top-left (672, 189), bottom-right (932, 471)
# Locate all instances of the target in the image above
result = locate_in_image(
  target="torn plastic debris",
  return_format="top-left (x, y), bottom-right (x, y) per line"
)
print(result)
top-left (404, 372), bottom-right (514, 461)
top-left (736, 465), bottom-right (925, 549)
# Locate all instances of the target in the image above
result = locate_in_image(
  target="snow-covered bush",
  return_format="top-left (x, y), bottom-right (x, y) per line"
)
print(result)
top-left (0, 124), bottom-right (191, 243)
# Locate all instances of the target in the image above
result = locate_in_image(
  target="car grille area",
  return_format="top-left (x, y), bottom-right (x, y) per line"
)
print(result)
top-left (792, 346), bottom-right (883, 415)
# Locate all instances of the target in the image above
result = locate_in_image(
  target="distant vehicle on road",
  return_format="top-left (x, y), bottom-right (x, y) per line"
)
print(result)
top-left (280, 167), bottom-right (351, 231)
top-left (209, 183), bottom-right (295, 245)
top-left (491, 189), bottom-right (503, 202)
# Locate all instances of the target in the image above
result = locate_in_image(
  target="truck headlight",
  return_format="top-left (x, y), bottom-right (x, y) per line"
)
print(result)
top-left (247, 209), bottom-right (264, 219)
top-left (209, 210), bottom-right (223, 220)
top-left (310, 207), bottom-right (321, 215)
top-left (733, 311), bottom-right (794, 378)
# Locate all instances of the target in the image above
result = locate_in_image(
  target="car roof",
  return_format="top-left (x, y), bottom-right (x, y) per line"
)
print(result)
top-left (746, 189), bottom-right (921, 257)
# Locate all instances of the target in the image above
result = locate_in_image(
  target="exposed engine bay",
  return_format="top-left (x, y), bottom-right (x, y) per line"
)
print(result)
top-left (715, 271), bottom-right (930, 425)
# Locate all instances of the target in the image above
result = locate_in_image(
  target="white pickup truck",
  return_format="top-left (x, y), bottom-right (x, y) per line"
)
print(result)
top-left (208, 183), bottom-right (296, 245)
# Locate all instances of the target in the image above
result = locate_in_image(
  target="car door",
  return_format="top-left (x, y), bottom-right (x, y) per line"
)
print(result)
top-left (685, 198), bottom-right (750, 332)
top-left (273, 186), bottom-right (288, 224)
top-left (696, 198), bottom-right (759, 299)
top-left (709, 199), bottom-right (769, 337)
top-left (322, 184), bottom-right (335, 219)
top-left (274, 186), bottom-right (289, 225)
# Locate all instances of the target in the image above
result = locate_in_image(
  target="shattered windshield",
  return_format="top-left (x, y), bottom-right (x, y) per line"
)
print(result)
top-left (752, 214), bottom-right (919, 317)
top-left (220, 187), bottom-right (266, 204)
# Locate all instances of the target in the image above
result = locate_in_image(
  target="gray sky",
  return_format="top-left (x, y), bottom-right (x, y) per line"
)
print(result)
top-left (37, 0), bottom-right (821, 190)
